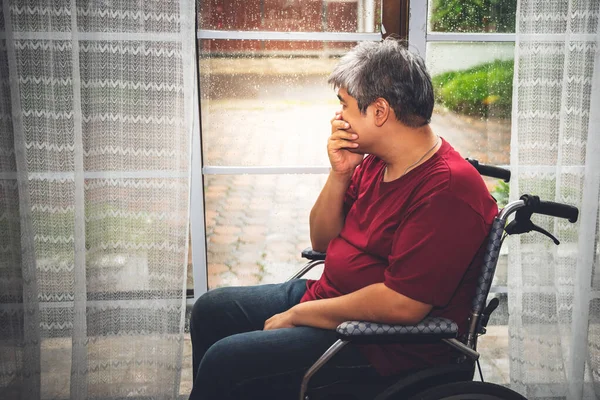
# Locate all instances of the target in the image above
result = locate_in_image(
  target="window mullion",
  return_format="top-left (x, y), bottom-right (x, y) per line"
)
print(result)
top-left (408, 0), bottom-right (427, 57)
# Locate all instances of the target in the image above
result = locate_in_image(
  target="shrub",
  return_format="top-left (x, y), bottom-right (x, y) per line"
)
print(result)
top-left (432, 59), bottom-right (514, 118)
top-left (491, 180), bottom-right (510, 208)
top-left (430, 0), bottom-right (517, 33)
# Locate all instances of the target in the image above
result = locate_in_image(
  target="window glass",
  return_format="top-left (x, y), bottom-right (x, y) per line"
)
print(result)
top-left (196, 1), bottom-right (382, 291)
top-left (427, 41), bottom-right (514, 287)
top-left (198, 0), bottom-right (382, 33)
top-left (204, 174), bottom-right (327, 288)
top-left (428, 0), bottom-right (517, 33)
top-left (199, 40), bottom-right (351, 167)
top-left (424, 4), bottom-right (518, 383)
top-left (427, 42), bottom-right (514, 168)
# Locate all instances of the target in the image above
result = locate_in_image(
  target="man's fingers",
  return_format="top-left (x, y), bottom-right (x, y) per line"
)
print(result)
top-left (332, 141), bottom-right (360, 149)
top-left (331, 120), bottom-right (350, 131)
top-left (328, 115), bottom-right (359, 149)
top-left (329, 136), bottom-right (359, 149)
top-left (330, 131), bottom-right (358, 141)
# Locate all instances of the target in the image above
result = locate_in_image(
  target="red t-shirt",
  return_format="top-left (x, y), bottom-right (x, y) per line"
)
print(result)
top-left (300, 138), bottom-right (498, 376)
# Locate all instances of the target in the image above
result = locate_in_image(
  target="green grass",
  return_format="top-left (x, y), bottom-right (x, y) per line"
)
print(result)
top-left (432, 59), bottom-right (514, 119)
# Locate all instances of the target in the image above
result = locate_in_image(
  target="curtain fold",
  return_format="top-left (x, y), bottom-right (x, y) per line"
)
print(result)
top-left (509, 0), bottom-right (600, 399)
top-left (0, 1), bottom-right (195, 399)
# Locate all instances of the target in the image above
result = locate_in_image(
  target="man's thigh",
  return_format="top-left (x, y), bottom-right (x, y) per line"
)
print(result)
top-left (192, 326), bottom-right (378, 400)
top-left (191, 279), bottom-right (307, 336)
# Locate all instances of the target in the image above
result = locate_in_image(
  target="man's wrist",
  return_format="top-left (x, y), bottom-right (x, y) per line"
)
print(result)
top-left (329, 169), bottom-right (354, 183)
top-left (289, 304), bottom-right (301, 326)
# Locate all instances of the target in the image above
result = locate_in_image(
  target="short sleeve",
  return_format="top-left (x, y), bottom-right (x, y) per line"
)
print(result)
top-left (342, 157), bottom-right (369, 215)
top-left (384, 191), bottom-right (490, 307)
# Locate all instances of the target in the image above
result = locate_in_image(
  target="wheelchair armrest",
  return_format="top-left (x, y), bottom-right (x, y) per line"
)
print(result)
top-left (301, 247), bottom-right (326, 261)
top-left (336, 317), bottom-right (458, 344)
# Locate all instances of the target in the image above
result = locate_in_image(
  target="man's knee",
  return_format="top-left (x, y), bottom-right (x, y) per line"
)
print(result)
top-left (200, 337), bottom-right (235, 370)
top-left (194, 336), bottom-right (249, 398)
top-left (196, 334), bottom-right (310, 399)
top-left (191, 288), bottom-right (229, 324)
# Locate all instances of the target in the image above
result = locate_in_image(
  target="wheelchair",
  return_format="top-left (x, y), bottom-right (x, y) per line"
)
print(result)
top-left (288, 159), bottom-right (579, 400)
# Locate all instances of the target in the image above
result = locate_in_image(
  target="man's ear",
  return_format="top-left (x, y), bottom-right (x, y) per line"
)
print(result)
top-left (373, 98), bottom-right (391, 127)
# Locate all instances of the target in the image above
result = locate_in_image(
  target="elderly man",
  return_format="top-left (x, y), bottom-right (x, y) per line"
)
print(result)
top-left (189, 37), bottom-right (497, 399)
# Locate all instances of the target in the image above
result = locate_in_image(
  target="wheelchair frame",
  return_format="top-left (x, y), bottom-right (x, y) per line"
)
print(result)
top-left (290, 159), bottom-right (579, 400)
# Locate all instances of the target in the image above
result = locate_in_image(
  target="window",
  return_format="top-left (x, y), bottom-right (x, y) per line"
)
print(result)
top-left (190, 0), bottom-right (518, 303)
top-left (189, 0), bottom-right (383, 299)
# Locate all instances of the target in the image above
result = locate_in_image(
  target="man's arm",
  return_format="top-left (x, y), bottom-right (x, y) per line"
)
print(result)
top-left (264, 283), bottom-right (432, 330)
top-left (266, 193), bottom-right (490, 332)
top-left (310, 113), bottom-right (363, 252)
top-left (309, 171), bottom-right (353, 252)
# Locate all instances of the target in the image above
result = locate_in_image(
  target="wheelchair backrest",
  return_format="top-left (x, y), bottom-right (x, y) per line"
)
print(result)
top-left (464, 158), bottom-right (510, 345)
top-left (471, 217), bottom-right (505, 316)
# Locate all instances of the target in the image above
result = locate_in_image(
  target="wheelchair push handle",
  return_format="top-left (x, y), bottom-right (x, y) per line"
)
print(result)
top-left (535, 199), bottom-right (579, 223)
top-left (504, 195), bottom-right (579, 244)
top-left (465, 158), bottom-right (511, 182)
top-left (516, 194), bottom-right (579, 223)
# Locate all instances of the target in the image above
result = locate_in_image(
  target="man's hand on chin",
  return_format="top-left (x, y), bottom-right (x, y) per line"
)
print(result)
top-left (264, 308), bottom-right (297, 330)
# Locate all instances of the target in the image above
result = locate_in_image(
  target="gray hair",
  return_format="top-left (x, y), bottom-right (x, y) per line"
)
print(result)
top-left (328, 38), bottom-right (434, 128)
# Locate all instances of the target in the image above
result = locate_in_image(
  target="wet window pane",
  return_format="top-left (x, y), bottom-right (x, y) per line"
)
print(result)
top-left (427, 42), bottom-right (514, 170)
top-left (199, 40), bottom-right (353, 167)
top-left (204, 174), bottom-right (327, 289)
top-left (428, 0), bottom-right (517, 33)
top-left (198, 0), bottom-right (382, 33)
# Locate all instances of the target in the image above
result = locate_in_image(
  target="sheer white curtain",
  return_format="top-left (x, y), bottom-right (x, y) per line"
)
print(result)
top-left (0, 1), bottom-right (195, 399)
top-left (509, 0), bottom-right (599, 399)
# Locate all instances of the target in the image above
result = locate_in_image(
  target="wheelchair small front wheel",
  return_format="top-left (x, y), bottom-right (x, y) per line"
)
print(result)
top-left (407, 381), bottom-right (527, 400)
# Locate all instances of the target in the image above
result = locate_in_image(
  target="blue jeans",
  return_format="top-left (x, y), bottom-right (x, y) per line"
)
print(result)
top-left (189, 280), bottom-right (380, 399)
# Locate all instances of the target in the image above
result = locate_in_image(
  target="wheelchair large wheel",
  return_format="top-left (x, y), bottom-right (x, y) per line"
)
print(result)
top-left (407, 381), bottom-right (527, 400)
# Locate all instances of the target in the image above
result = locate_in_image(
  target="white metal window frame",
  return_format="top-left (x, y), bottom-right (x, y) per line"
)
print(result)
top-left (409, 1), bottom-right (517, 60)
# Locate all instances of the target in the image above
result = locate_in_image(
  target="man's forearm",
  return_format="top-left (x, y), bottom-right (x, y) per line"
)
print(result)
top-left (309, 170), bottom-right (353, 252)
top-left (290, 283), bottom-right (433, 330)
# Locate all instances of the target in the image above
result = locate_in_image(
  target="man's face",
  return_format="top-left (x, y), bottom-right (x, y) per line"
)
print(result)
top-left (337, 88), bottom-right (373, 153)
